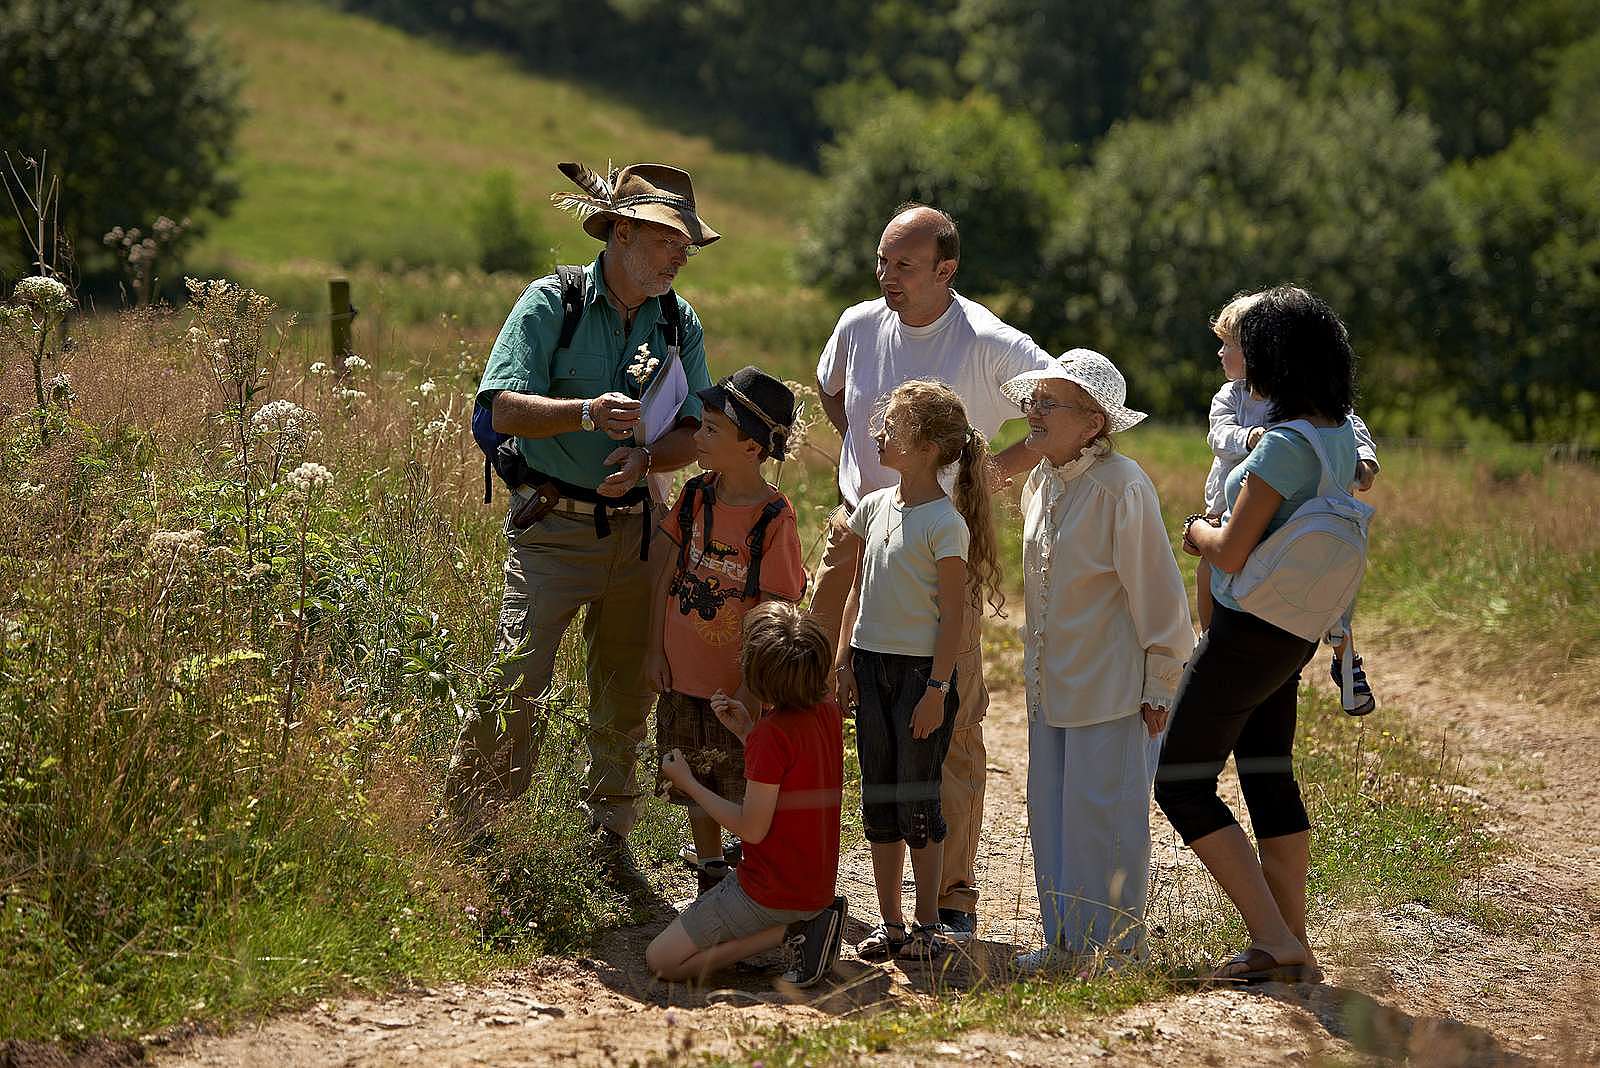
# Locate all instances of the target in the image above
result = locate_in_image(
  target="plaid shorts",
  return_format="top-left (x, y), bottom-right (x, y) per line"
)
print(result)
top-left (656, 690), bottom-right (746, 805)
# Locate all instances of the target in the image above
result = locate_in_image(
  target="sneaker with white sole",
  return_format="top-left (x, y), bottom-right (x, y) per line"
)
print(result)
top-left (1013, 945), bottom-right (1074, 977)
top-left (782, 895), bottom-right (848, 987)
top-left (938, 907), bottom-right (976, 941)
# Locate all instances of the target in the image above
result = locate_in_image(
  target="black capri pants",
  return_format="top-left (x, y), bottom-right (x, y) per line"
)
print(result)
top-left (1155, 603), bottom-right (1318, 845)
top-left (852, 647), bottom-right (960, 850)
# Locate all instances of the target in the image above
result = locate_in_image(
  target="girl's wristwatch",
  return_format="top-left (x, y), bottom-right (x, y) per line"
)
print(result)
top-left (927, 677), bottom-right (952, 694)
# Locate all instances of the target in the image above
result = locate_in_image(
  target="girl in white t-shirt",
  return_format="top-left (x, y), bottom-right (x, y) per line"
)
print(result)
top-left (833, 380), bottom-right (1003, 964)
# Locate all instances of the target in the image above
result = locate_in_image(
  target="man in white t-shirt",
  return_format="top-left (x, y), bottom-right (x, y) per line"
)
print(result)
top-left (811, 203), bottom-right (1053, 939)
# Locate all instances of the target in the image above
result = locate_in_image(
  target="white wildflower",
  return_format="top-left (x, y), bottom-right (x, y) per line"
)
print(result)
top-left (250, 399), bottom-right (321, 455)
top-left (335, 388), bottom-right (367, 403)
top-left (342, 354), bottom-right (369, 372)
top-left (12, 276), bottom-right (72, 316)
top-left (308, 361), bottom-right (329, 376)
top-left (148, 529), bottom-right (206, 561)
top-left (49, 373), bottom-right (75, 404)
top-left (285, 461), bottom-right (333, 496)
top-left (418, 378), bottom-right (436, 396)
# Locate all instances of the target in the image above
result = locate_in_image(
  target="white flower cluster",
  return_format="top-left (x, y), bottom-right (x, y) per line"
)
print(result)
top-left (418, 378), bottom-right (436, 396)
top-left (422, 413), bottom-right (456, 439)
top-left (250, 399), bottom-right (322, 454)
top-left (625, 342), bottom-right (661, 389)
top-left (343, 354), bottom-right (369, 372)
top-left (335, 387), bottom-right (367, 403)
top-left (12, 275), bottom-right (72, 315)
top-left (148, 529), bottom-right (206, 560)
top-left (285, 461), bottom-right (333, 496)
top-left (308, 361), bottom-right (331, 377)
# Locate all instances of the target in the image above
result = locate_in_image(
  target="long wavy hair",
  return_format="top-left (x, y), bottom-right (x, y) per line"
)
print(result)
top-left (881, 380), bottom-right (1005, 618)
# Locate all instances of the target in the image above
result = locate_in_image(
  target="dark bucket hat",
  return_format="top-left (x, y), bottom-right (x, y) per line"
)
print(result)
top-left (696, 366), bottom-right (796, 460)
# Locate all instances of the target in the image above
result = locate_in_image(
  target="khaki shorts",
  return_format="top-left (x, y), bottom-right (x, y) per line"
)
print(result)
top-left (679, 873), bottom-right (818, 950)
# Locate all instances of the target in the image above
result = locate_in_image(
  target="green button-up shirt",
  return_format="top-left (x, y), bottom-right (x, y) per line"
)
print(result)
top-left (476, 253), bottom-right (711, 489)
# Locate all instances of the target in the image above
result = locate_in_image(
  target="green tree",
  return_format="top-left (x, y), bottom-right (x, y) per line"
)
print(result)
top-left (1035, 72), bottom-right (1450, 419)
top-left (1438, 131), bottom-right (1600, 441)
top-left (470, 170), bottom-right (546, 276)
top-left (0, 0), bottom-right (242, 279)
top-left (796, 93), bottom-right (1063, 298)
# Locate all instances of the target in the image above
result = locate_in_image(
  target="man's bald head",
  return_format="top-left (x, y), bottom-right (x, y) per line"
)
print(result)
top-left (885, 203), bottom-right (960, 267)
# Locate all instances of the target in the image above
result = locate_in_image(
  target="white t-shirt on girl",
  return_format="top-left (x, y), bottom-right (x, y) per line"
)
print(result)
top-left (847, 488), bottom-right (969, 658)
top-left (817, 293), bottom-right (1053, 507)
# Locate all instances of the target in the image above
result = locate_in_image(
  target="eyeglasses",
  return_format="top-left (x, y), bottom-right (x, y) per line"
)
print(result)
top-left (655, 234), bottom-right (699, 258)
top-left (1020, 396), bottom-right (1101, 417)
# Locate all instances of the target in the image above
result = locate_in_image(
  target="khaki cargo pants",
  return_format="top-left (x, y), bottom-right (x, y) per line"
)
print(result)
top-left (808, 506), bottom-right (988, 915)
top-left (443, 505), bottom-right (654, 836)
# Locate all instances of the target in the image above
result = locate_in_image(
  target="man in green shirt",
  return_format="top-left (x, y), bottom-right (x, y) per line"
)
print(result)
top-left (444, 163), bottom-right (718, 892)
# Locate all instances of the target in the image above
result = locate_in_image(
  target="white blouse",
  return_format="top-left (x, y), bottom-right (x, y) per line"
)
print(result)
top-left (1020, 442), bottom-right (1196, 729)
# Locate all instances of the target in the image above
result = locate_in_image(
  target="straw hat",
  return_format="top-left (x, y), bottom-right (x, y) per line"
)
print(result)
top-left (550, 161), bottom-right (721, 246)
top-left (1001, 348), bottom-right (1148, 433)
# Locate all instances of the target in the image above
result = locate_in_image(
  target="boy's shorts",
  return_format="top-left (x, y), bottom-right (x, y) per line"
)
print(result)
top-left (656, 690), bottom-right (746, 806)
top-left (679, 872), bottom-right (819, 950)
top-left (851, 647), bottom-right (959, 849)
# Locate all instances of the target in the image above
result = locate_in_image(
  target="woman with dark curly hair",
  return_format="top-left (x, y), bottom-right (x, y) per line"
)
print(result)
top-left (1154, 284), bottom-right (1360, 984)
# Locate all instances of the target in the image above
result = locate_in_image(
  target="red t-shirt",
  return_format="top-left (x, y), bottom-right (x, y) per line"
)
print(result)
top-left (660, 477), bottom-right (806, 698)
top-left (737, 699), bottom-right (844, 912)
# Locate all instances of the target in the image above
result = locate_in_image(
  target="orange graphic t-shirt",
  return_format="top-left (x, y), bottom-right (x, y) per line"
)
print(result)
top-left (660, 477), bottom-right (807, 698)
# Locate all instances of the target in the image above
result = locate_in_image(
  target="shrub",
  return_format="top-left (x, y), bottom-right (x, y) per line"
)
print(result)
top-left (469, 170), bottom-right (546, 277)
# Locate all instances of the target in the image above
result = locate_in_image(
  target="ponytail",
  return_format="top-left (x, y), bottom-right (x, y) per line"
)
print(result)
top-left (953, 428), bottom-right (1005, 619)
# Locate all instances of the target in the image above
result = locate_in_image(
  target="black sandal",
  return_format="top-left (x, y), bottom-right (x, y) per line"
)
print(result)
top-left (896, 921), bottom-right (954, 963)
top-left (1211, 947), bottom-right (1317, 985)
top-left (856, 920), bottom-right (907, 962)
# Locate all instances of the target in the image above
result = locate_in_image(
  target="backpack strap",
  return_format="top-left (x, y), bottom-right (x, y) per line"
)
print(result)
top-left (742, 495), bottom-right (791, 599)
top-left (555, 265), bottom-right (588, 350)
top-left (675, 473), bottom-right (710, 574)
top-left (1266, 419), bottom-right (1347, 499)
top-left (658, 288), bottom-right (683, 357)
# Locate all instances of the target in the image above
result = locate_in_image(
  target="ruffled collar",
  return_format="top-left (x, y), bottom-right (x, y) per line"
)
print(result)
top-left (1037, 438), bottom-right (1111, 486)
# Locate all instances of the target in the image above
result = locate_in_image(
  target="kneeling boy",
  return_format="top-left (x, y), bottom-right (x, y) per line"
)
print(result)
top-left (647, 603), bottom-right (847, 987)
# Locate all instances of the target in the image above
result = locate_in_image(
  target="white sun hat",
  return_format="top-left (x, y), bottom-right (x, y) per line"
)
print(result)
top-left (1001, 348), bottom-right (1148, 433)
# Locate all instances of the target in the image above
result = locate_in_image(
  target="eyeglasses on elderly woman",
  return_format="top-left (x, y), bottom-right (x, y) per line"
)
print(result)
top-left (1019, 394), bottom-right (1104, 418)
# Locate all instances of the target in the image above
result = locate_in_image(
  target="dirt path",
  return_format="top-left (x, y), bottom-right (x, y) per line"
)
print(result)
top-left (153, 643), bottom-right (1598, 1067)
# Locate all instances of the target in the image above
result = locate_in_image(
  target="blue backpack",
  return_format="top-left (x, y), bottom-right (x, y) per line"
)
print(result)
top-left (471, 264), bottom-right (683, 503)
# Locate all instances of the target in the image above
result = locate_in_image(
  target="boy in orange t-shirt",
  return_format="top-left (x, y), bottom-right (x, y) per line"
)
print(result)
top-left (645, 366), bottom-right (806, 893)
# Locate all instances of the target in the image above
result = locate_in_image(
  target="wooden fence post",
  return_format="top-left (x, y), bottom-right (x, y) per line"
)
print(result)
top-left (329, 278), bottom-right (355, 369)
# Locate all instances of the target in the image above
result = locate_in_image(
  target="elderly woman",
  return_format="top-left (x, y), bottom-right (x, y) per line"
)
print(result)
top-left (1001, 350), bottom-right (1196, 975)
top-left (1155, 285), bottom-right (1359, 985)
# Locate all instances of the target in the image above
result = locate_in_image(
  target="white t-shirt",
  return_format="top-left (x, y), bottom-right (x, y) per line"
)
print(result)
top-left (847, 488), bottom-right (969, 658)
top-left (817, 293), bottom-right (1054, 506)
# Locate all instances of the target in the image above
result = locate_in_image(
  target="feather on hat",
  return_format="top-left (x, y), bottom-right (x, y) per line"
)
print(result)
top-left (551, 161), bottom-right (721, 246)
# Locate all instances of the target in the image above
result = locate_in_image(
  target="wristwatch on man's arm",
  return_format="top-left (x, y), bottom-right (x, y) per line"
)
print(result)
top-left (580, 398), bottom-right (595, 432)
top-left (927, 677), bottom-right (952, 694)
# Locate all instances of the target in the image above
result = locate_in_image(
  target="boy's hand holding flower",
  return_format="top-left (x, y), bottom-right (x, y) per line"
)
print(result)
top-left (661, 748), bottom-right (695, 789)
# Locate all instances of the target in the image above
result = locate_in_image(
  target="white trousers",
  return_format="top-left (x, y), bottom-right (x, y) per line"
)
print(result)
top-left (1027, 713), bottom-right (1160, 954)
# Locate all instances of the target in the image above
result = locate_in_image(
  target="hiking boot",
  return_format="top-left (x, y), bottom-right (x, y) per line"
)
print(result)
top-left (696, 858), bottom-right (733, 895)
top-left (1330, 652), bottom-right (1377, 717)
top-left (781, 896), bottom-right (848, 988)
top-left (938, 907), bottom-right (976, 942)
top-left (592, 828), bottom-right (655, 900)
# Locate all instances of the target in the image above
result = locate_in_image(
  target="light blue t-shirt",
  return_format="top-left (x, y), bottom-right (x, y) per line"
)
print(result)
top-left (1211, 421), bottom-right (1358, 612)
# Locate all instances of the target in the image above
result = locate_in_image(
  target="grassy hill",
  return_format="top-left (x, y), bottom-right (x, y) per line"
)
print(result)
top-left (192, 0), bottom-right (820, 298)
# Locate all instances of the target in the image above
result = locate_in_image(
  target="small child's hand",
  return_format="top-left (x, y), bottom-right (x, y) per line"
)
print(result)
top-left (1354, 459), bottom-right (1378, 492)
top-left (660, 747), bottom-right (694, 789)
top-left (1246, 426), bottom-right (1265, 449)
top-left (910, 689), bottom-right (945, 740)
top-left (709, 690), bottom-right (754, 741)
top-left (834, 662), bottom-right (858, 715)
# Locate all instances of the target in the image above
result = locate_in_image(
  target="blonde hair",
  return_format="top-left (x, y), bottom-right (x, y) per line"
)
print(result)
top-left (1211, 290), bottom-right (1265, 343)
top-left (882, 380), bottom-right (1005, 618)
top-left (740, 602), bottom-right (832, 709)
